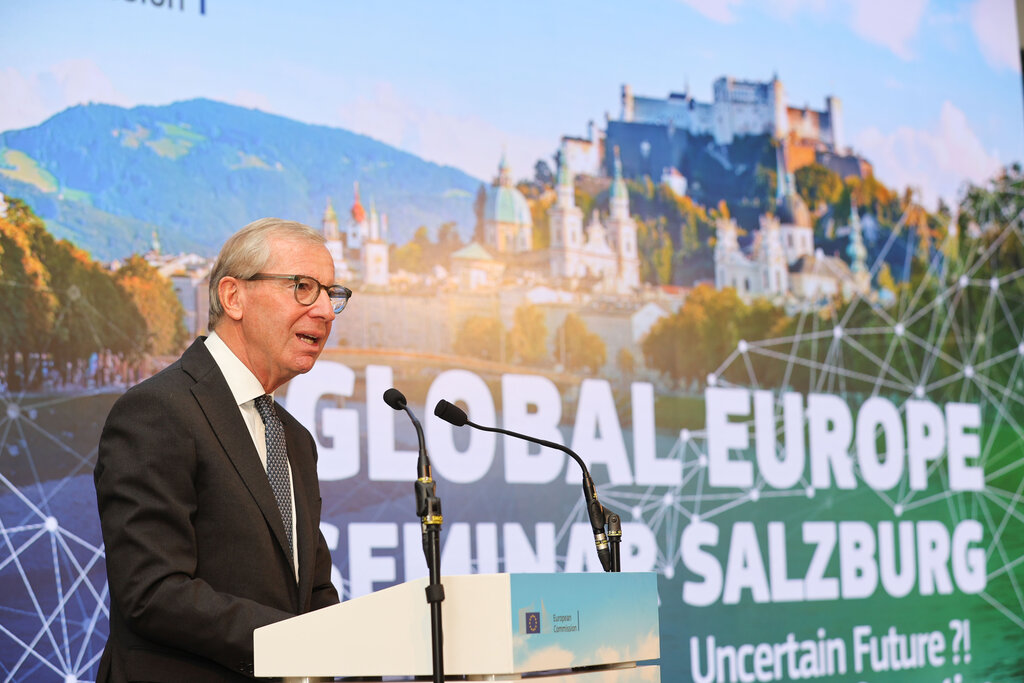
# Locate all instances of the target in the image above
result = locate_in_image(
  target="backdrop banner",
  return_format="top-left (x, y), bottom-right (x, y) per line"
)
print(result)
top-left (2, 2), bottom-right (1023, 681)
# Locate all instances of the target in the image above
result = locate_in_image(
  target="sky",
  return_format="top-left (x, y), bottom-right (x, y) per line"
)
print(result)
top-left (1, 0), bottom-right (1022, 210)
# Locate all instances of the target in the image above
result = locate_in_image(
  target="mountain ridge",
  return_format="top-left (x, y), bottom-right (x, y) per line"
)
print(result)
top-left (0, 98), bottom-right (482, 261)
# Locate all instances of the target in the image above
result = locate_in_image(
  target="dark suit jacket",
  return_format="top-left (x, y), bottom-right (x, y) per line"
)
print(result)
top-left (94, 338), bottom-right (340, 682)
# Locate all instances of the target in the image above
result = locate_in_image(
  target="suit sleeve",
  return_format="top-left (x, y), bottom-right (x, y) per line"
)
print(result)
top-left (95, 385), bottom-right (293, 674)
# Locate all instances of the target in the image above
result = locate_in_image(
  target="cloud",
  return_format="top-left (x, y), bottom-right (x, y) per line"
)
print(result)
top-left (763, 0), bottom-right (828, 19)
top-left (854, 100), bottom-right (1003, 209)
top-left (847, 0), bottom-right (928, 60)
top-left (0, 60), bottom-right (130, 133)
top-left (334, 82), bottom-right (551, 182)
top-left (516, 644), bottom-right (575, 671)
top-left (970, 0), bottom-right (1021, 72)
top-left (674, 0), bottom-right (744, 23)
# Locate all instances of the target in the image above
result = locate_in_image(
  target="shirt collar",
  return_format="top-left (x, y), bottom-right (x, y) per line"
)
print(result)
top-left (205, 331), bottom-right (270, 406)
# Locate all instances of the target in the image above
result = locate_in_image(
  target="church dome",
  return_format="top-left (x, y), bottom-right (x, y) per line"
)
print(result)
top-left (484, 185), bottom-right (533, 226)
top-left (484, 155), bottom-right (532, 227)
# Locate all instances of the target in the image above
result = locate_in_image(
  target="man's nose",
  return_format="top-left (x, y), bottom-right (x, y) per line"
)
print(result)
top-left (310, 287), bottom-right (337, 321)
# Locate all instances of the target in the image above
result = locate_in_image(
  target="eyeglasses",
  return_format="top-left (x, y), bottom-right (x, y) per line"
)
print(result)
top-left (245, 274), bottom-right (352, 314)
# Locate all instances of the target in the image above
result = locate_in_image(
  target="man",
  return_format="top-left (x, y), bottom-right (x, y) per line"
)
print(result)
top-left (94, 218), bottom-right (349, 681)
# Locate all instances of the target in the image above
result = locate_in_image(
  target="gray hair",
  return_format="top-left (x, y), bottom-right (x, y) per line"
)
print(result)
top-left (207, 217), bottom-right (326, 330)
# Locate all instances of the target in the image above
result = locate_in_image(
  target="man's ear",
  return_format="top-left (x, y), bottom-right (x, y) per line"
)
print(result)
top-left (218, 276), bottom-right (245, 321)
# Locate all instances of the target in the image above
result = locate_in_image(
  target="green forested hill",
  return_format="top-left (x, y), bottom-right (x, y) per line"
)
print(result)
top-left (0, 99), bottom-right (481, 260)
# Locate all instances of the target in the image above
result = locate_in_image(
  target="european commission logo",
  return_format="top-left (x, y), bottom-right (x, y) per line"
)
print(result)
top-left (525, 612), bottom-right (541, 634)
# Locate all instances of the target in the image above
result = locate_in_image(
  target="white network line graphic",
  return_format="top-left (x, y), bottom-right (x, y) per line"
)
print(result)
top-left (572, 213), bottom-right (1024, 632)
top-left (0, 393), bottom-right (109, 683)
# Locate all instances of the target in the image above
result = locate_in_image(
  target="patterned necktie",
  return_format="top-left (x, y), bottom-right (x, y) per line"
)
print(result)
top-left (254, 394), bottom-right (293, 561)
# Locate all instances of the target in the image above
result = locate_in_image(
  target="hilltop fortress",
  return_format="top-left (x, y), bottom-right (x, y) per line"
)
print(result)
top-left (564, 74), bottom-right (868, 185)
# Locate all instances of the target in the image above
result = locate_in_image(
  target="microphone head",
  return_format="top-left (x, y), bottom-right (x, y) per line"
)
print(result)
top-left (383, 388), bottom-right (407, 411)
top-left (433, 399), bottom-right (468, 427)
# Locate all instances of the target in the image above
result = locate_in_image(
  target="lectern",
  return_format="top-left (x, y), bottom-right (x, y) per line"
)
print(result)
top-left (254, 572), bottom-right (660, 681)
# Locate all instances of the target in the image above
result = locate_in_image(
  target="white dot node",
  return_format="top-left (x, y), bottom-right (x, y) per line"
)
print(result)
top-left (749, 489), bottom-right (760, 502)
top-left (959, 275), bottom-right (969, 288)
top-left (894, 323), bottom-right (904, 336)
top-left (679, 429), bottom-right (690, 443)
top-left (631, 506), bottom-right (642, 520)
top-left (990, 277), bottom-right (999, 290)
top-left (65, 675), bottom-right (78, 683)
top-left (707, 373), bottom-right (717, 386)
top-left (28, 408), bottom-right (37, 420)
top-left (662, 492), bottom-right (674, 507)
top-left (663, 565), bottom-right (675, 580)
top-left (894, 504), bottom-right (903, 517)
top-left (692, 514), bottom-right (701, 524)
top-left (698, 454), bottom-right (708, 467)
top-left (964, 365), bottom-right (975, 378)
top-left (1018, 343), bottom-right (1024, 356)
top-left (45, 516), bottom-right (59, 532)
top-left (6, 403), bottom-right (20, 419)
top-left (806, 486), bottom-right (815, 498)
top-left (833, 326), bottom-right (843, 339)
top-left (738, 339), bottom-right (748, 353)
top-left (914, 386), bottom-right (924, 398)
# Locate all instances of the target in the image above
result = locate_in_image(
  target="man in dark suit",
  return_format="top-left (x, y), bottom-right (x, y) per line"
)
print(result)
top-left (95, 218), bottom-right (351, 681)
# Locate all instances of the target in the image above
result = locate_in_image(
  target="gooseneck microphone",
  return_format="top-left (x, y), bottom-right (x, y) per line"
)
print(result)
top-left (383, 388), bottom-right (444, 683)
top-left (433, 399), bottom-right (613, 572)
top-left (383, 388), bottom-right (429, 480)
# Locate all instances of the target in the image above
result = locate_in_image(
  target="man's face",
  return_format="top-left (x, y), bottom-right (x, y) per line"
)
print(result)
top-left (238, 237), bottom-right (337, 391)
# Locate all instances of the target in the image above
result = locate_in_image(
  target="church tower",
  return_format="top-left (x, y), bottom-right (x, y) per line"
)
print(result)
top-left (847, 209), bottom-right (871, 295)
top-left (548, 142), bottom-right (585, 279)
top-left (484, 153), bottom-right (533, 253)
top-left (361, 200), bottom-right (390, 287)
top-left (714, 215), bottom-right (741, 290)
top-left (322, 198), bottom-right (351, 281)
top-left (756, 214), bottom-right (788, 296)
top-left (347, 182), bottom-right (368, 252)
top-left (604, 147), bottom-right (640, 290)
top-left (774, 144), bottom-right (814, 264)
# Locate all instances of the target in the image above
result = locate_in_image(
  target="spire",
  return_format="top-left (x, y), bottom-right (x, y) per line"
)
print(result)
top-left (351, 181), bottom-right (366, 224)
top-left (322, 198), bottom-right (339, 240)
top-left (847, 209), bottom-right (868, 274)
top-left (368, 199), bottom-right (380, 241)
top-left (497, 150), bottom-right (512, 187)
top-left (611, 146), bottom-right (627, 201)
top-left (775, 143), bottom-right (788, 203)
top-left (557, 142), bottom-right (572, 188)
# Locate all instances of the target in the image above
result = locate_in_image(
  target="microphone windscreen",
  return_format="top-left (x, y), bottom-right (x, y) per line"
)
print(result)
top-left (382, 388), bottom-right (407, 411)
top-left (433, 399), bottom-right (468, 427)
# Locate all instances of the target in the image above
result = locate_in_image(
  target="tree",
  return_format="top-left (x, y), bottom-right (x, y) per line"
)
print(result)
top-left (115, 255), bottom-right (188, 356)
top-left (391, 241), bottom-right (423, 273)
top-left (794, 163), bottom-right (842, 212)
top-left (507, 304), bottom-right (547, 365)
top-left (617, 347), bottom-right (636, 377)
top-left (534, 159), bottom-right (554, 187)
top-left (557, 313), bottom-right (606, 373)
top-left (454, 315), bottom-right (503, 361)
top-left (641, 302), bottom-right (707, 388)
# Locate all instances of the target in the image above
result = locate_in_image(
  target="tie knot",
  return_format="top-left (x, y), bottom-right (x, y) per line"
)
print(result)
top-left (254, 394), bottom-right (276, 423)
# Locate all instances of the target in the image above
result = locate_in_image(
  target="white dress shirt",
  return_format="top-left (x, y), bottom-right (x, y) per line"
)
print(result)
top-left (205, 332), bottom-right (299, 579)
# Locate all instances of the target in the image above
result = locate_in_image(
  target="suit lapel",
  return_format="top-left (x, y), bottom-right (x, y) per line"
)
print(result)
top-left (182, 340), bottom-right (296, 580)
